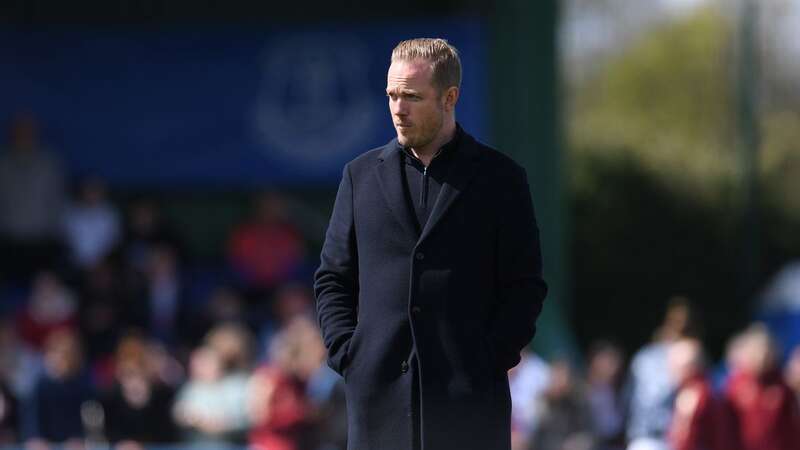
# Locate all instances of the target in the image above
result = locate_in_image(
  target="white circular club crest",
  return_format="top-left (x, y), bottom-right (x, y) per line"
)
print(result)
top-left (252, 33), bottom-right (380, 165)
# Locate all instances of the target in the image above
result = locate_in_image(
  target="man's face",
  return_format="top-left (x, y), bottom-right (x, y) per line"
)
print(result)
top-left (386, 58), bottom-right (446, 149)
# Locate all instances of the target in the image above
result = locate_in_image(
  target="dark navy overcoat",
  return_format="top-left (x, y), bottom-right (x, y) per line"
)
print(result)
top-left (314, 130), bottom-right (547, 450)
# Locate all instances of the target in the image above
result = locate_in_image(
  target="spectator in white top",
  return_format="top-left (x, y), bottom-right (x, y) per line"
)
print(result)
top-left (509, 352), bottom-right (550, 450)
top-left (63, 177), bottom-right (121, 269)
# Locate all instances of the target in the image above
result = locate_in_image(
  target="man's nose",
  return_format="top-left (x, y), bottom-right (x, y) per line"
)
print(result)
top-left (392, 99), bottom-right (409, 116)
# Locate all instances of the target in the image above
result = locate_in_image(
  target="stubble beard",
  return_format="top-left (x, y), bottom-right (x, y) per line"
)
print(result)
top-left (397, 108), bottom-right (444, 151)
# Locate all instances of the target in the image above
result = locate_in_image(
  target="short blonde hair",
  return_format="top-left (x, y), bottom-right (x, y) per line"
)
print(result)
top-left (391, 38), bottom-right (461, 92)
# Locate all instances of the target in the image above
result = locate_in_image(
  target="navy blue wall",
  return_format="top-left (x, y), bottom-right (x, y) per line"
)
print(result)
top-left (1, 21), bottom-right (488, 188)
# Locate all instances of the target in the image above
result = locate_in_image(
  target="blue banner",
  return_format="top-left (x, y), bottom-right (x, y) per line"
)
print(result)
top-left (0, 21), bottom-right (488, 188)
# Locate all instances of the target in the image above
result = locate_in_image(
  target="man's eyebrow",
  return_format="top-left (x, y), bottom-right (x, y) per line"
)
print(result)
top-left (385, 88), bottom-right (422, 95)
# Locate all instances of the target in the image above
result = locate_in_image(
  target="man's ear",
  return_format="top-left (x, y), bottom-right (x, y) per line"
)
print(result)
top-left (443, 86), bottom-right (459, 112)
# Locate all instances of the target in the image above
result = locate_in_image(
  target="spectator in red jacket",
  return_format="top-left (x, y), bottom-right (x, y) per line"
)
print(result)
top-left (247, 365), bottom-right (308, 450)
top-left (16, 271), bottom-right (77, 351)
top-left (247, 317), bottom-right (320, 450)
top-left (227, 192), bottom-right (306, 294)
top-left (666, 337), bottom-right (739, 450)
top-left (725, 324), bottom-right (800, 450)
top-left (785, 345), bottom-right (800, 407)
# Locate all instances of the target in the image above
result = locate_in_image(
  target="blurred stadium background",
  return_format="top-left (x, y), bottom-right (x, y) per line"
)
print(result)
top-left (1, 0), bottom-right (799, 449)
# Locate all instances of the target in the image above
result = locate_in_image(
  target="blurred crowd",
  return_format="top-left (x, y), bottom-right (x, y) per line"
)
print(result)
top-left (508, 298), bottom-right (800, 450)
top-left (0, 114), bottom-right (345, 450)
top-left (1, 114), bottom-right (800, 450)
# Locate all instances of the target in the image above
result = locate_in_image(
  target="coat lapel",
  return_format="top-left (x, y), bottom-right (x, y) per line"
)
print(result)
top-left (417, 133), bottom-right (483, 246)
top-left (375, 140), bottom-right (419, 240)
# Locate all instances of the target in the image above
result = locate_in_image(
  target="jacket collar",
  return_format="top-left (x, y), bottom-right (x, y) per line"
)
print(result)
top-left (375, 126), bottom-right (483, 247)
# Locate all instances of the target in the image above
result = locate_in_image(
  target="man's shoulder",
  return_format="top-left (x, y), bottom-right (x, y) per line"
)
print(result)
top-left (343, 138), bottom-right (397, 174)
top-left (467, 136), bottom-right (526, 178)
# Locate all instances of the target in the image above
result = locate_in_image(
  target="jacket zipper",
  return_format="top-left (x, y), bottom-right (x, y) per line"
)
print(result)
top-left (419, 147), bottom-right (445, 209)
top-left (421, 166), bottom-right (428, 210)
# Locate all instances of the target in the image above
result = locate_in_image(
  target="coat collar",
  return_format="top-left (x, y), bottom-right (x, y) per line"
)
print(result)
top-left (375, 140), bottom-right (418, 240)
top-left (375, 127), bottom-right (483, 247)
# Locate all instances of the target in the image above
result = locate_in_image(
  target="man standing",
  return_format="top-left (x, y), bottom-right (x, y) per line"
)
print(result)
top-left (314, 38), bottom-right (547, 450)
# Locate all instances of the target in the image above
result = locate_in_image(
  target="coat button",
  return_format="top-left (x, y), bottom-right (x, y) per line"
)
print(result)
top-left (411, 306), bottom-right (422, 315)
top-left (415, 252), bottom-right (425, 260)
top-left (401, 361), bottom-right (409, 373)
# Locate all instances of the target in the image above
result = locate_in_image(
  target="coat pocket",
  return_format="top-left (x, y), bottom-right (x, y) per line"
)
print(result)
top-left (343, 325), bottom-right (363, 381)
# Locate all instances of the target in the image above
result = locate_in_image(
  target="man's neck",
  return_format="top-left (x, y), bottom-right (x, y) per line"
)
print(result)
top-left (410, 119), bottom-right (456, 166)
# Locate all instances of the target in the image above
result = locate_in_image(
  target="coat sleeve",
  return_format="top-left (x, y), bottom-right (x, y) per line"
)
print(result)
top-left (488, 164), bottom-right (547, 371)
top-left (313, 164), bottom-right (359, 376)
